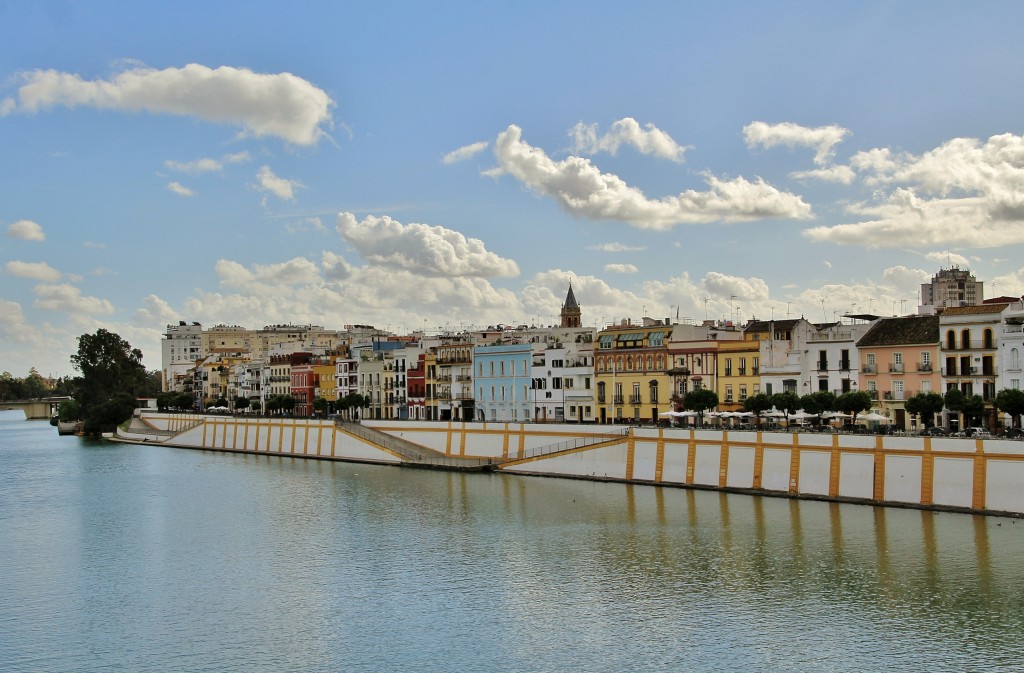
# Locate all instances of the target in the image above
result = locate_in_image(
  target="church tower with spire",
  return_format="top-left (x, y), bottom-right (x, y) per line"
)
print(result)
top-left (560, 283), bottom-right (582, 328)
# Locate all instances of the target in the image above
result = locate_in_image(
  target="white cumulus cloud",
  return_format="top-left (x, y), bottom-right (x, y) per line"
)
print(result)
top-left (5, 219), bottom-right (45, 241)
top-left (33, 283), bottom-right (114, 315)
top-left (570, 118), bottom-right (687, 162)
top-left (442, 141), bottom-right (489, 164)
top-left (923, 251), bottom-right (971, 268)
top-left (604, 263), bottom-right (638, 274)
top-left (10, 64), bottom-right (334, 145)
top-left (165, 151), bottom-right (251, 174)
top-left (586, 242), bottom-right (646, 252)
top-left (806, 133), bottom-right (1024, 248)
top-left (215, 257), bottom-right (321, 288)
top-left (336, 212), bottom-right (520, 278)
top-left (743, 121), bottom-right (850, 166)
top-left (5, 260), bottom-right (61, 281)
top-left (255, 165), bottom-right (302, 200)
top-left (489, 125), bottom-right (811, 230)
top-left (167, 181), bottom-right (194, 197)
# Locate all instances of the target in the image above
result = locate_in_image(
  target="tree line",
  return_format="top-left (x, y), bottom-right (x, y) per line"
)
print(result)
top-left (678, 387), bottom-right (1024, 431)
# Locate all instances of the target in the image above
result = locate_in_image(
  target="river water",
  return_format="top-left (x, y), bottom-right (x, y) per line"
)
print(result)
top-left (1, 410), bottom-right (1022, 672)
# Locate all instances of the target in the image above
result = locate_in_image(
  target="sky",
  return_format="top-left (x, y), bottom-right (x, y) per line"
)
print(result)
top-left (4, 1), bottom-right (1024, 378)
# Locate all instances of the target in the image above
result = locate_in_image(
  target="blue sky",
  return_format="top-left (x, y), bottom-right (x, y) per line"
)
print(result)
top-left (3, 1), bottom-right (1024, 378)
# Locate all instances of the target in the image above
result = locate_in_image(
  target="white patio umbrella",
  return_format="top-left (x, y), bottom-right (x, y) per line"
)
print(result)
top-left (860, 412), bottom-right (890, 422)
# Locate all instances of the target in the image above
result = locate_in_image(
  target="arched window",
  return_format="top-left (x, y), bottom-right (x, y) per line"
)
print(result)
top-left (626, 355), bottom-right (634, 370)
top-left (983, 328), bottom-right (994, 349)
top-left (947, 330), bottom-right (957, 350)
top-left (647, 355), bottom-right (653, 370)
top-left (657, 355), bottom-right (664, 369)
top-left (961, 329), bottom-right (971, 350)
top-left (617, 356), bottom-right (624, 371)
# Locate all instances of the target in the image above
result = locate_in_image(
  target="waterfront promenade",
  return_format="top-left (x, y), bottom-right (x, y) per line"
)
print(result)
top-left (114, 411), bottom-right (1024, 517)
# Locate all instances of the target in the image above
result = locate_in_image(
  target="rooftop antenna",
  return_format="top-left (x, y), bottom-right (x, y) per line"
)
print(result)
top-left (820, 298), bottom-right (826, 321)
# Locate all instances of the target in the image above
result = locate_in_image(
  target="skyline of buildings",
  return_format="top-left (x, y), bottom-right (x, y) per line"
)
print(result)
top-left (163, 269), bottom-right (1024, 432)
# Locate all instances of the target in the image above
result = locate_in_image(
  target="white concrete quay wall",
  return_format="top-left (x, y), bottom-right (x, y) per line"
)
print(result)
top-left (134, 414), bottom-right (1024, 516)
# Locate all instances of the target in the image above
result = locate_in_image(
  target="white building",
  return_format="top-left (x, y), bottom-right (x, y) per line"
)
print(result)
top-left (162, 321), bottom-right (203, 392)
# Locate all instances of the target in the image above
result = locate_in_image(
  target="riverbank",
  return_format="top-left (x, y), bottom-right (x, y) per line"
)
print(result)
top-left (111, 410), bottom-right (1024, 518)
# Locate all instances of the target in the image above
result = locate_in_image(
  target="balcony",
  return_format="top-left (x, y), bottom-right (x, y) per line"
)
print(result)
top-left (839, 361), bottom-right (850, 371)
top-left (817, 362), bottom-right (828, 372)
top-left (862, 364), bottom-right (877, 374)
top-left (629, 395), bottom-right (642, 404)
top-left (916, 362), bottom-right (933, 372)
top-left (738, 368), bottom-right (747, 376)
top-left (613, 395), bottom-right (624, 405)
top-left (889, 363), bottom-right (904, 373)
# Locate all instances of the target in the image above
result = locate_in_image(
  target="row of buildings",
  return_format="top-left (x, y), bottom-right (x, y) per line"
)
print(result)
top-left (161, 269), bottom-right (1024, 431)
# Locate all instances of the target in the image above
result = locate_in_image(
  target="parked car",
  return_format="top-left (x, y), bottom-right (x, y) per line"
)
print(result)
top-left (959, 427), bottom-right (991, 438)
top-left (919, 426), bottom-right (947, 436)
top-left (1000, 427), bottom-right (1024, 439)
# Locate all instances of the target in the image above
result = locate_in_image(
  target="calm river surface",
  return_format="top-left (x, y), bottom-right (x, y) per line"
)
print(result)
top-left (1, 411), bottom-right (1023, 672)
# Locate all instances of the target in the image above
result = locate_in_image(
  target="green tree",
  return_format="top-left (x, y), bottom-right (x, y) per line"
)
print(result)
top-left (313, 397), bottom-right (329, 417)
top-left (905, 391), bottom-right (945, 428)
top-left (995, 388), bottom-right (1024, 429)
top-left (683, 388), bottom-right (719, 427)
top-left (57, 398), bottom-right (81, 422)
top-left (771, 391), bottom-right (800, 426)
top-left (799, 390), bottom-right (837, 426)
top-left (23, 367), bottom-right (48, 399)
top-left (173, 392), bottom-right (195, 411)
top-left (337, 392), bottom-right (370, 420)
top-left (836, 390), bottom-right (872, 424)
top-left (943, 388), bottom-right (980, 428)
top-left (70, 329), bottom-right (149, 434)
top-left (743, 392), bottom-right (773, 427)
top-left (961, 395), bottom-right (986, 428)
top-left (234, 396), bottom-right (251, 412)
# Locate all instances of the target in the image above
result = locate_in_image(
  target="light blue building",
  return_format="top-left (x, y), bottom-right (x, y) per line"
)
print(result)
top-left (473, 343), bottom-right (534, 422)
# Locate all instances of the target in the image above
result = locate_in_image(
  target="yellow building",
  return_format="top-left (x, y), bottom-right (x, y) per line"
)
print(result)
top-left (716, 339), bottom-right (762, 412)
top-left (595, 322), bottom-right (672, 424)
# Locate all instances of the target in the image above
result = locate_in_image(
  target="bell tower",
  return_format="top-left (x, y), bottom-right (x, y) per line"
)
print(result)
top-left (560, 283), bottom-right (581, 328)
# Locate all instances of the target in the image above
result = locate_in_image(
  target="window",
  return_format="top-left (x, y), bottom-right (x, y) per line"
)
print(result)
top-left (893, 380), bottom-right (904, 398)
top-left (725, 384), bottom-right (733, 402)
top-left (947, 331), bottom-right (957, 350)
top-left (725, 358), bottom-right (732, 376)
top-left (1012, 348), bottom-right (1020, 370)
top-left (893, 352), bottom-right (903, 364)
top-left (739, 385), bottom-right (747, 401)
top-left (961, 329), bottom-right (971, 350)
top-left (867, 353), bottom-right (876, 365)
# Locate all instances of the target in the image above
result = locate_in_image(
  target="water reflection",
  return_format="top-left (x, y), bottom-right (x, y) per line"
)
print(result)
top-left (1, 416), bottom-right (1022, 673)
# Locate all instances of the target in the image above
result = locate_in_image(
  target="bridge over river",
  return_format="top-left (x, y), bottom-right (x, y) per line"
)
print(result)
top-left (0, 397), bottom-right (70, 420)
